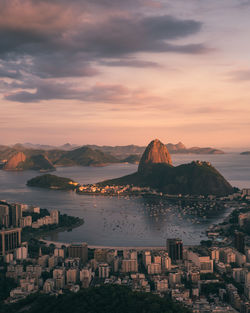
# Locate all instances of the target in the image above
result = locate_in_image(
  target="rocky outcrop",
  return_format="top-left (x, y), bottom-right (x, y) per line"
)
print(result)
top-left (99, 139), bottom-right (234, 196)
top-left (138, 139), bottom-right (172, 173)
top-left (4, 152), bottom-right (26, 170)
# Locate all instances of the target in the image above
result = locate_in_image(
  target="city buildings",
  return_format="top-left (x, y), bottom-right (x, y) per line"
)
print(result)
top-left (68, 243), bottom-right (88, 263)
top-left (0, 227), bottom-right (21, 256)
top-left (234, 231), bottom-right (245, 254)
top-left (167, 238), bottom-right (183, 262)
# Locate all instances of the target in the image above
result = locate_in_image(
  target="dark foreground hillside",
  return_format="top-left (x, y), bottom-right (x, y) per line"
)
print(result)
top-left (0, 285), bottom-right (191, 313)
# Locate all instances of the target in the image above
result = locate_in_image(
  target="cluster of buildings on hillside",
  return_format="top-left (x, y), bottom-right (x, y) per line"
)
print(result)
top-left (2, 232), bottom-right (250, 312)
top-left (0, 201), bottom-right (59, 230)
top-left (78, 184), bottom-right (153, 195)
top-left (77, 185), bottom-right (250, 201)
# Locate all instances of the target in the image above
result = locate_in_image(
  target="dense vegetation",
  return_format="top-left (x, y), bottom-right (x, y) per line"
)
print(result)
top-left (99, 161), bottom-right (234, 196)
top-left (0, 285), bottom-right (191, 313)
top-left (0, 272), bottom-right (17, 304)
top-left (27, 174), bottom-right (77, 190)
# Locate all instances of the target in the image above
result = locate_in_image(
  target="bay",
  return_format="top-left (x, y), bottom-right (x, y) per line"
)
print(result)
top-left (0, 153), bottom-right (249, 246)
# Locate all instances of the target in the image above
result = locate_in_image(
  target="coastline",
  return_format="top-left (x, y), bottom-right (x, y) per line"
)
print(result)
top-left (22, 219), bottom-right (84, 241)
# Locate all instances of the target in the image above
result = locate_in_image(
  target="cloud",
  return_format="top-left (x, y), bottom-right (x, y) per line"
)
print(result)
top-left (72, 15), bottom-right (205, 57)
top-left (0, 66), bottom-right (22, 79)
top-left (0, 0), bottom-right (209, 104)
top-left (4, 80), bottom-right (158, 105)
top-left (0, 1), bottom-right (206, 67)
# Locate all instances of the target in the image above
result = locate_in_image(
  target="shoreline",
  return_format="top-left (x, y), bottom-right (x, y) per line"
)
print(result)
top-left (22, 219), bottom-right (84, 241)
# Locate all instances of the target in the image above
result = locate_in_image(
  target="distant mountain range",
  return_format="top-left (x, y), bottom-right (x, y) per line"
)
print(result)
top-left (98, 139), bottom-right (234, 196)
top-left (0, 145), bottom-right (118, 171)
top-left (85, 142), bottom-right (224, 158)
top-left (0, 141), bottom-right (225, 171)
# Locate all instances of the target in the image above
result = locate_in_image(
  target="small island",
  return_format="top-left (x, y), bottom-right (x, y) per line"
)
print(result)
top-left (27, 174), bottom-right (79, 190)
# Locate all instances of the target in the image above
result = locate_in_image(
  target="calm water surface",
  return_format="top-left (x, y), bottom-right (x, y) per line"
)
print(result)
top-left (0, 153), bottom-right (249, 246)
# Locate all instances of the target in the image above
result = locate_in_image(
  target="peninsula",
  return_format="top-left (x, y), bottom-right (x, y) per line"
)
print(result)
top-left (98, 139), bottom-right (233, 197)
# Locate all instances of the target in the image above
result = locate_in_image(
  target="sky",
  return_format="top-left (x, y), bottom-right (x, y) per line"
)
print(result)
top-left (1, 0), bottom-right (250, 148)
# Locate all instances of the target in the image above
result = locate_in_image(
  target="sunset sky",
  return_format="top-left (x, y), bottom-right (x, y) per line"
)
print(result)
top-left (1, 0), bottom-right (250, 148)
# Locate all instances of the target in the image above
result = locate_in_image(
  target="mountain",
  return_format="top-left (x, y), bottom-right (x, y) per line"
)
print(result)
top-left (98, 139), bottom-right (233, 196)
top-left (3, 152), bottom-right (55, 171)
top-left (12, 143), bottom-right (79, 151)
top-left (54, 146), bottom-right (119, 166)
top-left (138, 139), bottom-right (172, 173)
top-left (166, 143), bottom-right (224, 154)
top-left (86, 143), bottom-right (224, 157)
top-left (17, 154), bottom-right (55, 171)
top-left (85, 144), bottom-right (145, 159)
top-left (0, 145), bottom-right (119, 171)
top-left (166, 142), bottom-right (186, 152)
top-left (241, 151), bottom-right (250, 155)
top-left (122, 154), bottom-right (141, 164)
top-left (4, 151), bottom-right (27, 170)
top-left (27, 174), bottom-right (77, 190)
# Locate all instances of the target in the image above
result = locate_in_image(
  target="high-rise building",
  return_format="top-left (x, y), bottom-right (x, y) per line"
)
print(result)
top-left (167, 238), bottom-right (183, 262)
top-left (50, 210), bottom-right (59, 224)
top-left (15, 246), bottom-right (28, 260)
top-left (68, 243), bottom-right (88, 263)
top-left (121, 259), bottom-right (138, 273)
top-left (234, 231), bottom-right (245, 254)
top-left (66, 268), bottom-right (79, 284)
top-left (0, 204), bottom-right (9, 228)
top-left (147, 263), bottom-right (161, 274)
top-left (143, 251), bottom-right (151, 267)
top-left (11, 204), bottom-right (23, 227)
top-left (0, 228), bottom-right (21, 256)
top-left (54, 248), bottom-right (65, 258)
top-left (162, 254), bottom-right (171, 271)
top-left (98, 263), bottom-right (110, 278)
top-left (19, 216), bottom-right (32, 228)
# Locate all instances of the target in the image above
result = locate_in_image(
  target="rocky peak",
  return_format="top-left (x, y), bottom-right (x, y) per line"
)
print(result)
top-left (4, 152), bottom-right (26, 170)
top-left (138, 139), bottom-right (172, 173)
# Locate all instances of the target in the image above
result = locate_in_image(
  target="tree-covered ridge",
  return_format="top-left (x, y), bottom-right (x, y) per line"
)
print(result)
top-left (1, 285), bottom-right (191, 313)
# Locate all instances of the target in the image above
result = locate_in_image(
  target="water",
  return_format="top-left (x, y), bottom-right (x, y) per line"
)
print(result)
top-left (0, 153), bottom-right (249, 246)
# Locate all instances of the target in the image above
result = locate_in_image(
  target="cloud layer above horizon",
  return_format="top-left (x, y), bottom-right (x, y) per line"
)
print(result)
top-left (1, 0), bottom-right (250, 147)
